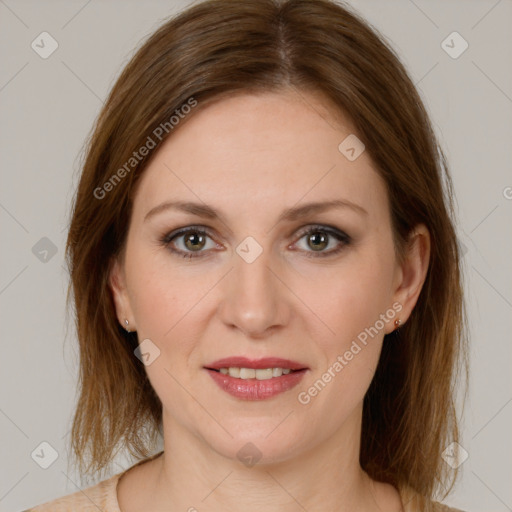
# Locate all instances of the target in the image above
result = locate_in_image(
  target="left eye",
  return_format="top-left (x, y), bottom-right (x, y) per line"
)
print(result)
top-left (160, 225), bottom-right (351, 259)
top-left (292, 225), bottom-right (351, 258)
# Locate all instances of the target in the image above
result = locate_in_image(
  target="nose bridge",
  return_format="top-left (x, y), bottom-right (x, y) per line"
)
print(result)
top-left (220, 237), bottom-right (288, 336)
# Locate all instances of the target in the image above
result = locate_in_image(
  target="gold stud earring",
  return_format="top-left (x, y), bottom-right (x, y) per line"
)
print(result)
top-left (394, 319), bottom-right (401, 329)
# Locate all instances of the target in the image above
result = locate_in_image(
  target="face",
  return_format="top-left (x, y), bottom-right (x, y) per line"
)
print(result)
top-left (110, 90), bottom-right (428, 465)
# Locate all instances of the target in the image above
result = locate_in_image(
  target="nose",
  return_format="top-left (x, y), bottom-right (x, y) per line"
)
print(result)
top-left (217, 243), bottom-right (290, 339)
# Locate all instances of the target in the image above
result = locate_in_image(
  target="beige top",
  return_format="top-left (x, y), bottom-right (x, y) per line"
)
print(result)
top-left (23, 451), bottom-right (465, 512)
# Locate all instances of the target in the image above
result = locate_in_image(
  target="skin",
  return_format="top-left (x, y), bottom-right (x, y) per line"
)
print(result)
top-left (109, 89), bottom-right (430, 512)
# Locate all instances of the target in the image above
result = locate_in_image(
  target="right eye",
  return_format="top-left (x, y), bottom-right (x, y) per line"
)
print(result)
top-left (160, 227), bottom-right (218, 259)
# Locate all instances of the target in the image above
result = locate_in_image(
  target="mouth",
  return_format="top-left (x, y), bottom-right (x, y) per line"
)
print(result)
top-left (204, 357), bottom-right (309, 400)
top-left (205, 367), bottom-right (304, 379)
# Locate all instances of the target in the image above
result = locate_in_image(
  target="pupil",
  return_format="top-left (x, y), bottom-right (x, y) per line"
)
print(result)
top-left (185, 233), bottom-right (205, 251)
top-left (309, 232), bottom-right (327, 251)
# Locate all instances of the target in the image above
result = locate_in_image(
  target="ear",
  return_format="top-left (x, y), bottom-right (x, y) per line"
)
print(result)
top-left (108, 256), bottom-right (136, 331)
top-left (387, 224), bottom-right (431, 333)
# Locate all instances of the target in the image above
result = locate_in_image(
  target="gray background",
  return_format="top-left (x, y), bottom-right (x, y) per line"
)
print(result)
top-left (1, 0), bottom-right (511, 511)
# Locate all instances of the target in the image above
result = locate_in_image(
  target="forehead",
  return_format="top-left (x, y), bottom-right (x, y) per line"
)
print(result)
top-left (132, 91), bottom-right (388, 224)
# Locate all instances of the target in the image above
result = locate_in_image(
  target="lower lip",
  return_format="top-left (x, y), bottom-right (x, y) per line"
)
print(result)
top-left (205, 368), bottom-right (307, 400)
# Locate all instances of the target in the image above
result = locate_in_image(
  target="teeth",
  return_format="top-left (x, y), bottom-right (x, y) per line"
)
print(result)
top-left (228, 367), bottom-right (240, 378)
top-left (216, 367), bottom-right (296, 380)
top-left (255, 368), bottom-right (273, 380)
top-left (239, 368), bottom-right (255, 379)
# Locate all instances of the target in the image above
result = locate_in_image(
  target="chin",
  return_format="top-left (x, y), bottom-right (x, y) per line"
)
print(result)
top-left (202, 419), bottom-right (311, 467)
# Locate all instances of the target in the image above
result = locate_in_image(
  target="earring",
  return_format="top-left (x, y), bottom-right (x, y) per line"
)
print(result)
top-left (124, 319), bottom-right (131, 332)
top-left (394, 319), bottom-right (401, 329)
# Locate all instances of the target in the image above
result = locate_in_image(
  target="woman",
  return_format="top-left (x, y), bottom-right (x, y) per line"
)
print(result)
top-left (25, 0), bottom-right (468, 510)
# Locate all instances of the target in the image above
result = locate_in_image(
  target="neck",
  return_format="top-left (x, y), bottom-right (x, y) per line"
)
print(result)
top-left (150, 404), bottom-right (386, 512)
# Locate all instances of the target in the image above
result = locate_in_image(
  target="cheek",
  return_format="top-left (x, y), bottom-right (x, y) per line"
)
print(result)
top-left (127, 229), bottom-right (396, 358)
top-left (124, 251), bottom-right (209, 420)
top-left (125, 244), bottom-right (202, 340)
top-left (295, 261), bottom-right (392, 427)
top-left (294, 244), bottom-right (395, 347)
top-left (293, 242), bottom-right (396, 408)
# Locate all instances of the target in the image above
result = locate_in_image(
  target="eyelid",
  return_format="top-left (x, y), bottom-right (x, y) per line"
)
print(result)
top-left (160, 223), bottom-right (351, 258)
top-left (289, 224), bottom-right (351, 256)
top-left (160, 225), bottom-right (221, 251)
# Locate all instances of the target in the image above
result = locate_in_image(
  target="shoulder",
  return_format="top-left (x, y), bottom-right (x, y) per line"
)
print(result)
top-left (21, 473), bottom-right (122, 512)
top-left (431, 503), bottom-right (466, 512)
top-left (399, 483), bottom-right (467, 512)
top-left (22, 450), bottom-right (164, 512)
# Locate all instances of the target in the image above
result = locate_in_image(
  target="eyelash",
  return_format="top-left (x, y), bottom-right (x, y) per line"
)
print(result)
top-left (159, 224), bottom-right (351, 260)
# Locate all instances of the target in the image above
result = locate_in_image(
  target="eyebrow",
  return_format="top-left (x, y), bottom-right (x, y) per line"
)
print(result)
top-left (144, 198), bottom-right (368, 224)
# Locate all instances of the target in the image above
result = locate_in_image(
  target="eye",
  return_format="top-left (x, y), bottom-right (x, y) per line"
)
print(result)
top-left (160, 226), bottom-right (218, 259)
top-left (160, 224), bottom-right (351, 260)
top-left (292, 225), bottom-right (351, 258)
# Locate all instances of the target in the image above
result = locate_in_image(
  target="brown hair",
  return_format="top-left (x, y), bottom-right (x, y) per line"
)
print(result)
top-left (65, 0), bottom-right (468, 505)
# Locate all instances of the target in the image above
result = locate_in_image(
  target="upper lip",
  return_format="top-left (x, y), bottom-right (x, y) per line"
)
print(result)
top-left (205, 357), bottom-right (308, 370)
